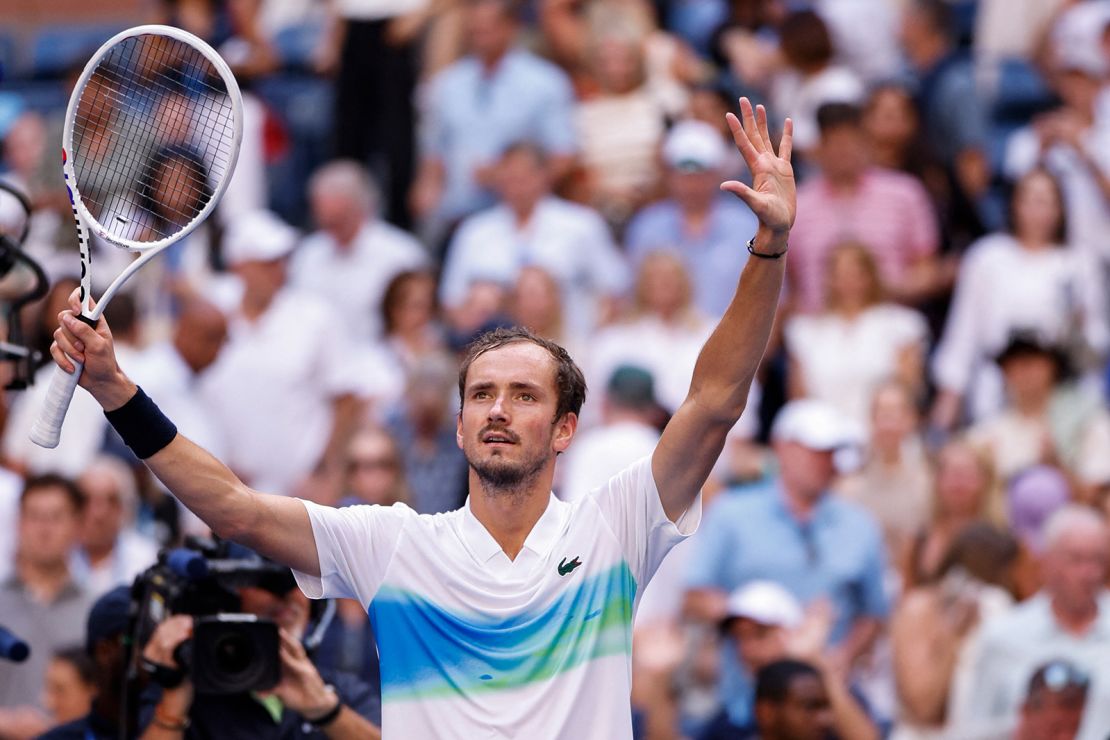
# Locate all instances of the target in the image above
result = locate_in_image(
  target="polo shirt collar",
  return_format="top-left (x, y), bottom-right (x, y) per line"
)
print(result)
top-left (772, 482), bottom-right (833, 525)
top-left (460, 493), bottom-right (568, 564)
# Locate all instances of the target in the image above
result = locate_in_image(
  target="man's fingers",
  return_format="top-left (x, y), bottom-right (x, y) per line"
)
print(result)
top-left (53, 328), bottom-right (85, 362)
top-left (779, 118), bottom-right (794, 163)
top-left (50, 343), bottom-right (76, 374)
top-left (739, 97), bottom-right (766, 153)
top-left (61, 313), bottom-right (100, 343)
top-left (724, 112), bottom-right (759, 163)
top-left (720, 180), bottom-right (760, 211)
top-left (755, 104), bottom-right (772, 151)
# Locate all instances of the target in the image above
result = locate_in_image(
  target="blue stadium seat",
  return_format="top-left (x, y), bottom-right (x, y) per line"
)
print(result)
top-left (30, 24), bottom-right (127, 79)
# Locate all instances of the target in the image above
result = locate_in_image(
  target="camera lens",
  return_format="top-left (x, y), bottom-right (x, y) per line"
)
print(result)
top-left (213, 632), bottom-right (255, 676)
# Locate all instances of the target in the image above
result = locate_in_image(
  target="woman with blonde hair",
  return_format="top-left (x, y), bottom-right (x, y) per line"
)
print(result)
top-left (904, 439), bottom-right (1003, 589)
top-left (785, 241), bottom-right (928, 429)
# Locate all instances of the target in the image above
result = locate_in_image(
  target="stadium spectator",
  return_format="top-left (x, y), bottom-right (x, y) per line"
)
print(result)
top-left (71, 456), bottom-right (158, 597)
top-left (505, 266), bottom-right (580, 354)
top-left (36, 587), bottom-right (132, 740)
top-left (954, 506), bottom-right (1110, 739)
top-left (786, 103), bottom-right (941, 314)
top-left (684, 400), bottom-right (884, 731)
top-left (900, 0), bottom-right (992, 230)
top-left (967, 332), bottom-right (1110, 494)
top-left (338, 426), bottom-right (410, 510)
top-left (784, 242), bottom-right (928, 429)
top-left (199, 210), bottom-right (365, 500)
top-left (439, 141), bottom-right (628, 335)
top-left (836, 381), bottom-right (933, 573)
top-left (322, 0), bottom-right (427, 228)
top-left (749, 659), bottom-right (838, 740)
top-left (572, 30), bottom-right (667, 230)
top-left (930, 168), bottom-right (1109, 429)
top-left (587, 251), bottom-right (713, 419)
top-left (904, 439), bottom-right (1000, 589)
top-left (769, 10), bottom-right (864, 158)
top-left (1004, 38), bottom-right (1110, 272)
top-left (625, 120), bottom-right (759, 318)
top-left (376, 269), bottom-right (448, 377)
top-left (891, 523), bottom-right (1018, 736)
top-left (291, 161), bottom-right (429, 342)
top-left (560, 364), bottom-right (662, 503)
top-left (410, 0), bottom-right (577, 229)
top-left (39, 646), bottom-right (96, 732)
top-left (0, 476), bottom-right (93, 738)
top-left (860, 82), bottom-right (934, 186)
top-left (1014, 660), bottom-right (1090, 740)
top-left (383, 353), bottom-right (469, 514)
top-left (699, 582), bottom-right (879, 740)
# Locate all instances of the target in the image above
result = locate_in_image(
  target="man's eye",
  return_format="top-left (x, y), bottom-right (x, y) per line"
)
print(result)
top-left (473, 391), bottom-right (490, 400)
top-left (519, 393), bottom-right (535, 402)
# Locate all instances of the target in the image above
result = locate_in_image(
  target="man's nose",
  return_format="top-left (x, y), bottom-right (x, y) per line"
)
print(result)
top-left (488, 394), bottom-right (509, 421)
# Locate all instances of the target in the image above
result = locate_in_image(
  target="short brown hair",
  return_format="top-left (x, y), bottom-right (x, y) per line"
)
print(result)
top-left (20, 473), bottom-right (85, 514)
top-left (458, 326), bottom-right (587, 421)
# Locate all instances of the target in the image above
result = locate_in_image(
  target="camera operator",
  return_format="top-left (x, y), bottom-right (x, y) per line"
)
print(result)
top-left (138, 561), bottom-right (381, 739)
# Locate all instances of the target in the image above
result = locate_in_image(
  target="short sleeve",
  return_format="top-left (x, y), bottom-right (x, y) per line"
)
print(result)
top-left (293, 500), bottom-right (410, 606)
top-left (588, 456), bottom-right (701, 596)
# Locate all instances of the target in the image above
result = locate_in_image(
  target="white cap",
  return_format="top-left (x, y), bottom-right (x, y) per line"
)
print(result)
top-left (223, 210), bottom-right (298, 266)
top-left (723, 581), bottom-right (803, 629)
top-left (663, 120), bottom-right (728, 172)
top-left (771, 399), bottom-right (864, 452)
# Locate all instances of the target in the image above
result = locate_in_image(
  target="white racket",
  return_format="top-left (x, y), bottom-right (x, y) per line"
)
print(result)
top-left (31, 25), bottom-right (242, 448)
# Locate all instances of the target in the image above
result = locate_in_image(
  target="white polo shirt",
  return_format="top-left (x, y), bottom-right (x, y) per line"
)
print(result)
top-left (294, 456), bottom-right (699, 738)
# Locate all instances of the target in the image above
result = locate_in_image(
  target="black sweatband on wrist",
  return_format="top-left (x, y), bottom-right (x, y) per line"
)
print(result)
top-left (104, 387), bottom-right (178, 459)
top-left (747, 236), bottom-right (788, 259)
top-left (306, 694), bottom-right (343, 728)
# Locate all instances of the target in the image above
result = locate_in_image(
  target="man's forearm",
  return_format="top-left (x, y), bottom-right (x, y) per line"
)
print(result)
top-left (687, 225), bottom-right (786, 423)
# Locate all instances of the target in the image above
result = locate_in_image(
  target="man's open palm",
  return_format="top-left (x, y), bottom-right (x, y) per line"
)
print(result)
top-left (721, 97), bottom-right (797, 236)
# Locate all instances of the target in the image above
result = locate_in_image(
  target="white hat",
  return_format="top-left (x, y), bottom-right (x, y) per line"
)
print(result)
top-left (663, 120), bottom-right (728, 172)
top-left (723, 581), bottom-right (803, 629)
top-left (223, 209), bottom-right (298, 266)
top-left (771, 399), bottom-right (864, 452)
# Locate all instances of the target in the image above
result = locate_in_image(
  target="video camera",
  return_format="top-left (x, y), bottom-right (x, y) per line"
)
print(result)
top-left (130, 537), bottom-right (297, 695)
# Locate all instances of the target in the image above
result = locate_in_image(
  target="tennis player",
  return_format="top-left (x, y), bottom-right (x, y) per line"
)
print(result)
top-left (50, 98), bottom-right (795, 738)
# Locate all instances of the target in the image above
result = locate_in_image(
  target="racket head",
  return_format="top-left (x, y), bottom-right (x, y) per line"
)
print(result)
top-left (62, 25), bottom-right (243, 252)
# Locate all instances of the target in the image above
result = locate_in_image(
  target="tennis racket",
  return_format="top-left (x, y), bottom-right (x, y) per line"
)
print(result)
top-left (30, 25), bottom-right (242, 448)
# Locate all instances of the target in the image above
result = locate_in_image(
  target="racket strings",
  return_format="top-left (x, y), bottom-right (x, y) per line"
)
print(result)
top-left (70, 33), bottom-right (236, 245)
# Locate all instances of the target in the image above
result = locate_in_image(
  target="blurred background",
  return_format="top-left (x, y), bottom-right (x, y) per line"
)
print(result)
top-left (0, 0), bottom-right (1109, 738)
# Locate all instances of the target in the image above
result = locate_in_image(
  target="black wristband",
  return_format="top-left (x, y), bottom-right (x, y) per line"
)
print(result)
top-left (103, 387), bottom-right (178, 459)
top-left (747, 236), bottom-right (788, 259)
top-left (306, 694), bottom-right (343, 728)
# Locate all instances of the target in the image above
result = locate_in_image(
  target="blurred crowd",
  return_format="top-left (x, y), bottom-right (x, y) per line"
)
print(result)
top-left (1, 0), bottom-right (1110, 738)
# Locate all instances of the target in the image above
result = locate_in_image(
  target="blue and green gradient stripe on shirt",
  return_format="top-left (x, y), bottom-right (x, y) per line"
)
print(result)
top-left (369, 562), bottom-right (637, 701)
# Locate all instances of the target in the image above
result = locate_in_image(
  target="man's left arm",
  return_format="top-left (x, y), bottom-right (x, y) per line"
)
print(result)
top-left (653, 98), bottom-right (796, 521)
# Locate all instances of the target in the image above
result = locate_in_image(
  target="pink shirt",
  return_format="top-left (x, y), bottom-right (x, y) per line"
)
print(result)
top-left (788, 168), bottom-right (939, 312)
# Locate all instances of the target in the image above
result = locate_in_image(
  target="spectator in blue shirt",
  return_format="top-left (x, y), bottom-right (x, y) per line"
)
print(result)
top-left (684, 399), bottom-right (888, 728)
top-left (410, 0), bottom-right (577, 231)
top-left (625, 120), bottom-right (758, 318)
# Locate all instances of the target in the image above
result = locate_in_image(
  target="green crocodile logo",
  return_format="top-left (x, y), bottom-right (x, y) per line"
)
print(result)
top-left (558, 556), bottom-right (582, 576)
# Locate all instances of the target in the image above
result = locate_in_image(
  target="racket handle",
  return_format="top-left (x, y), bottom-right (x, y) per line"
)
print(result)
top-left (29, 362), bottom-right (85, 449)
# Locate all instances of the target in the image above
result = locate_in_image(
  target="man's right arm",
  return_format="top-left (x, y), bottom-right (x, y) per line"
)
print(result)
top-left (51, 292), bottom-right (321, 577)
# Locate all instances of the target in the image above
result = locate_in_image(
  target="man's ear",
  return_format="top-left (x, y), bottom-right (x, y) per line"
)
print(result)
top-left (456, 412), bottom-right (464, 450)
top-left (553, 412), bottom-right (578, 454)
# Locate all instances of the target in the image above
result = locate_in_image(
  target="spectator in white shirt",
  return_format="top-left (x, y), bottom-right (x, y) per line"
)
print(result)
top-left (290, 160), bottom-right (428, 342)
top-left (954, 506), bottom-right (1110, 740)
top-left (785, 242), bottom-right (928, 430)
top-left (72, 456), bottom-right (159, 597)
top-left (931, 168), bottom-right (1109, 429)
top-left (439, 142), bottom-right (629, 336)
top-left (200, 210), bottom-right (365, 500)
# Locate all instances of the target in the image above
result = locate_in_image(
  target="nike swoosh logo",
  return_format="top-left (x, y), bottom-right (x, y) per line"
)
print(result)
top-left (558, 556), bottom-right (582, 576)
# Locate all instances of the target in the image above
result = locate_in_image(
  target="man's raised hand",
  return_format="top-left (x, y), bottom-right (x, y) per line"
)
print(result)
top-left (721, 98), bottom-right (796, 238)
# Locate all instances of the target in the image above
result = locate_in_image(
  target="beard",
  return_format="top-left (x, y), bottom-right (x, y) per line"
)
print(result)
top-left (465, 429), bottom-right (552, 496)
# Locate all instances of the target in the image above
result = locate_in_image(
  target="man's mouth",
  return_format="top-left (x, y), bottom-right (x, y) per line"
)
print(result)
top-left (481, 429), bottom-right (518, 445)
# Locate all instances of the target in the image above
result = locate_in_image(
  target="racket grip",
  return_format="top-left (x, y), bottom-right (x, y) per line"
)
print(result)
top-left (29, 362), bottom-right (85, 449)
